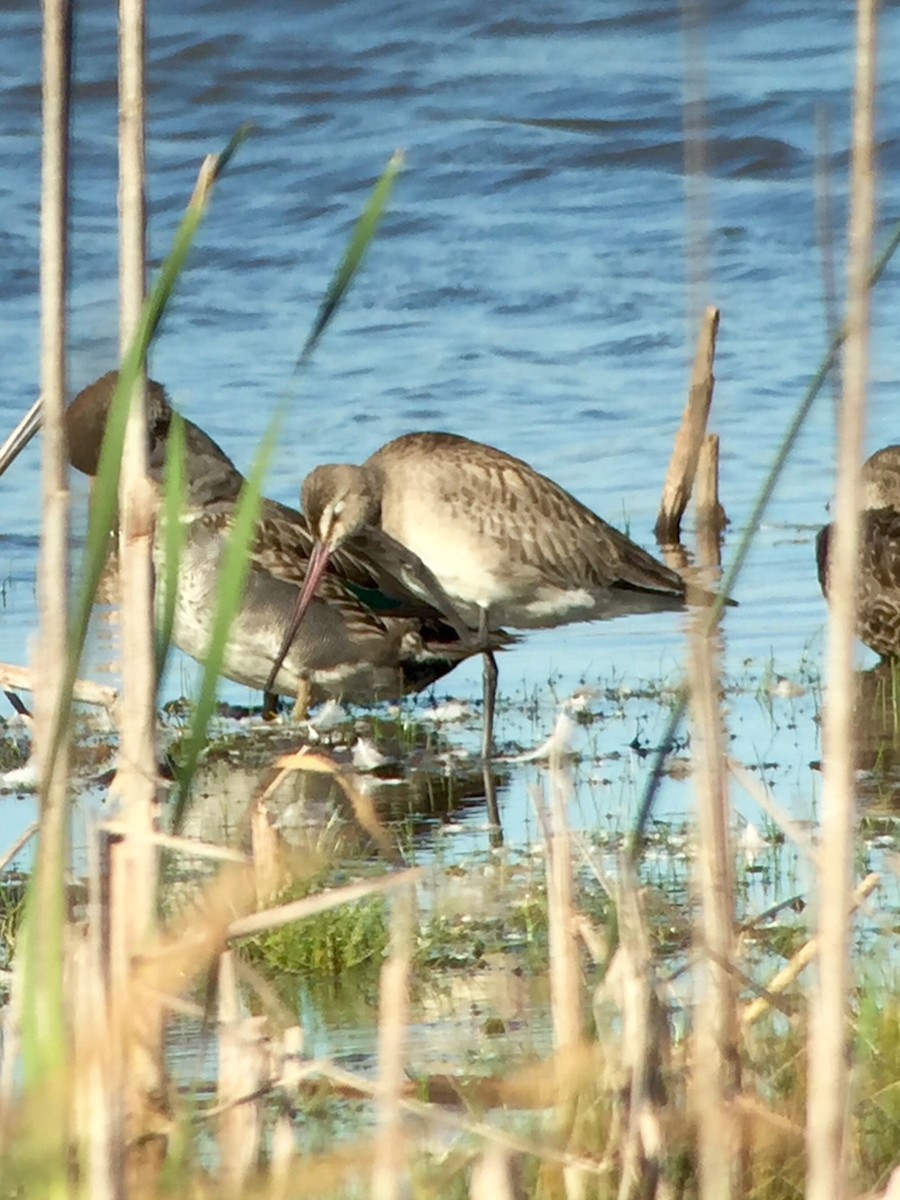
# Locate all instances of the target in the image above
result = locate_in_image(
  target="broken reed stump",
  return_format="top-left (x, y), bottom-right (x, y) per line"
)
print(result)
top-left (695, 433), bottom-right (727, 568)
top-left (655, 305), bottom-right (722, 546)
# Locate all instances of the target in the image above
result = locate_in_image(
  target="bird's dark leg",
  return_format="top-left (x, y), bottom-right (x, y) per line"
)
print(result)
top-left (482, 649), bottom-right (497, 765)
top-left (262, 691), bottom-right (280, 720)
top-left (479, 607), bottom-right (502, 843)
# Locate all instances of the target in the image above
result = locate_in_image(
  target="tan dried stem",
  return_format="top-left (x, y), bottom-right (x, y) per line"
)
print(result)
top-left (0, 663), bottom-right (116, 710)
top-left (217, 950), bottom-right (268, 1196)
top-left (371, 886), bottom-right (414, 1200)
top-left (544, 758), bottom-right (582, 1057)
top-left (607, 868), bottom-right (668, 1200)
top-left (807, 2), bottom-right (878, 1196)
top-left (28, 0), bottom-right (72, 1180)
top-left (112, 0), bottom-right (165, 1154)
top-left (742, 874), bottom-right (880, 1029)
top-left (689, 613), bottom-right (739, 1198)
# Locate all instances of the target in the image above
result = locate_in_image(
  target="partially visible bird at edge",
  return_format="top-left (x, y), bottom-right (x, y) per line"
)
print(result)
top-left (817, 444), bottom-right (900, 660)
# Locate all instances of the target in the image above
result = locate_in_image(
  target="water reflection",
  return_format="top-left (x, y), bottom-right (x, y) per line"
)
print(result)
top-left (848, 662), bottom-right (900, 811)
top-left (178, 712), bottom-right (509, 857)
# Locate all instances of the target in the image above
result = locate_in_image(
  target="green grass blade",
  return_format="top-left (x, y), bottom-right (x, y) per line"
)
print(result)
top-left (171, 414), bottom-right (281, 832)
top-left (297, 149), bottom-right (404, 369)
top-left (156, 412), bottom-right (187, 687)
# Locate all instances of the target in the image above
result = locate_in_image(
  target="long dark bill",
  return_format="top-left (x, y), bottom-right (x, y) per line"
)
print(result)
top-left (0, 398), bottom-right (43, 478)
top-left (263, 538), bottom-right (332, 695)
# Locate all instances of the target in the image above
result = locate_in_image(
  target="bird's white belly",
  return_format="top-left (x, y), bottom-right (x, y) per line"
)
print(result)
top-left (387, 515), bottom-right (597, 629)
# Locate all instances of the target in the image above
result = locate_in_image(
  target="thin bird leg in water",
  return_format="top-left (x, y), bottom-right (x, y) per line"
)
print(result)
top-left (478, 602), bottom-right (502, 835)
top-left (481, 640), bottom-right (502, 840)
top-left (479, 607), bottom-right (498, 763)
top-left (482, 648), bottom-right (497, 764)
top-left (293, 678), bottom-right (311, 721)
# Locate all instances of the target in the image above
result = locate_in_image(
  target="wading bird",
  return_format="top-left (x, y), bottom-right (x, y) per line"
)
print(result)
top-left (0, 375), bottom-right (506, 712)
top-left (266, 431), bottom-right (720, 764)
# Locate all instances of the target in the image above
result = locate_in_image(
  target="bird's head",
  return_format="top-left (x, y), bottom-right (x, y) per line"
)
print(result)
top-left (301, 462), bottom-right (379, 552)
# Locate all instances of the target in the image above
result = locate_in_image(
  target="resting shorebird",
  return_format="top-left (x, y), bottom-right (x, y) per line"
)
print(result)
top-left (267, 431), bottom-right (717, 762)
top-left (817, 444), bottom-right (900, 659)
top-left (0, 375), bottom-right (504, 710)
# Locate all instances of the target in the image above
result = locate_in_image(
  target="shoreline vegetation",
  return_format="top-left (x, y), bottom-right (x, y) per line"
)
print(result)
top-left (0, 0), bottom-right (897, 1196)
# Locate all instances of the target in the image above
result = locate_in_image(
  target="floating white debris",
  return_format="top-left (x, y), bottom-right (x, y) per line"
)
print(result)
top-left (420, 700), bottom-right (474, 724)
top-left (739, 821), bottom-right (768, 865)
top-left (2, 760), bottom-right (39, 788)
top-left (768, 676), bottom-right (806, 699)
top-left (351, 738), bottom-right (388, 771)
top-left (309, 700), bottom-right (347, 732)
top-left (564, 687), bottom-right (599, 713)
top-left (511, 711), bottom-right (576, 763)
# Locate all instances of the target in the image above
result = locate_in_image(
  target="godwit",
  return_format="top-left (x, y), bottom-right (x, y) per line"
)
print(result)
top-left (0, 375), bottom-right (504, 710)
top-left (817, 444), bottom-right (900, 659)
top-left (267, 431), bottom-right (716, 763)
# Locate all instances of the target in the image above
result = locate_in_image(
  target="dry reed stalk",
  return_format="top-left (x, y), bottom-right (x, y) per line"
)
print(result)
top-left (115, 0), bottom-right (156, 936)
top-left (544, 758), bottom-right (582, 1054)
top-left (807, 2), bottom-right (878, 1196)
top-left (273, 749), bottom-right (401, 863)
top-left (0, 824), bottom-right (39, 875)
top-left (71, 913), bottom-right (119, 1200)
top-left (217, 950), bottom-right (268, 1196)
top-left (371, 887), bottom-right (414, 1200)
top-left (35, 0), bottom-right (71, 775)
top-left (270, 1110), bottom-right (297, 1199)
top-left (470, 1145), bottom-right (518, 1200)
top-left (112, 0), bottom-right (165, 1154)
top-left (226, 867), bottom-right (423, 941)
top-left (655, 305), bottom-right (720, 545)
top-left (316, 1059), bottom-right (617, 1181)
top-left (688, 610), bottom-right (739, 1198)
top-left (99, 821), bottom-right (249, 864)
top-left (0, 954), bottom-right (23, 1139)
top-left (542, 755), bottom-right (584, 1200)
top-left (742, 874), bottom-right (880, 1030)
top-left (0, 663), bottom-right (116, 710)
top-left (270, 1022), bottom-right (303, 1189)
top-left (26, 1), bottom-right (72, 1183)
top-left (251, 796), bottom-right (283, 905)
top-left (606, 869), bottom-right (668, 1200)
top-left (74, 823), bottom-right (117, 1198)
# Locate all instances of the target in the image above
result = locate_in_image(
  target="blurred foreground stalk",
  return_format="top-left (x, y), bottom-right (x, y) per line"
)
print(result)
top-left (807, 1), bottom-right (878, 1197)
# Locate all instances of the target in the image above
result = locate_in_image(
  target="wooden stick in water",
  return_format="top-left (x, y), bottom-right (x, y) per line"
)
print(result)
top-left (655, 305), bottom-right (721, 546)
top-left (695, 433), bottom-right (726, 569)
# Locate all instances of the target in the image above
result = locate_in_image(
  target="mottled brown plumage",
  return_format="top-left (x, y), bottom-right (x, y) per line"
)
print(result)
top-left (817, 444), bottom-right (900, 660)
top-left (301, 432), bottom-right (690, 631)
top-left (0, 373), bottom-right (501, 706)
top-left (273, 430), bottom-right (708, 766)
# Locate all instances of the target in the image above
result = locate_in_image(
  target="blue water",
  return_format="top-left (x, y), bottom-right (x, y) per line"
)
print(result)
top-left (1, 0), bottom-right (899, 860)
